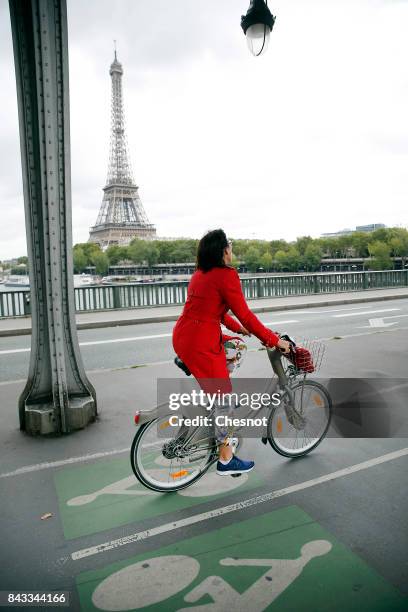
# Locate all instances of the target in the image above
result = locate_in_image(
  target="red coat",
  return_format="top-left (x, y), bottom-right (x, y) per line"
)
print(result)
top-left (172, 266), bottom-right (280, 391)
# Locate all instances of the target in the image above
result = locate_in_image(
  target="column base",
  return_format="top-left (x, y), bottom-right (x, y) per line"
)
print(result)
top-left (24, 396), bottom-right (96, 436)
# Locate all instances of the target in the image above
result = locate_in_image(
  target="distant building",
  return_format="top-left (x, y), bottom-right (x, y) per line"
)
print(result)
top-left (355, 223), bottom-right (386, 233)
top-left (321, 223), bottom-right (386, 238)
top-left (321, 228), bottom-right (354, 238)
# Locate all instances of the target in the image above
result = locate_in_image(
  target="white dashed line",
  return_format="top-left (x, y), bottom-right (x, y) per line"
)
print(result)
top-left (263, 320), bottom-right (298, 326)
top-left (0, 333), bottom-right (172, 355)
top-left (79, 333), bottom-right (171, 347)
top-left (0, 448), bottom-right (129, 479)
top-left (0, 347), bottom-right (30, 355)
top-left (333, 308), bottom-right (400, 318)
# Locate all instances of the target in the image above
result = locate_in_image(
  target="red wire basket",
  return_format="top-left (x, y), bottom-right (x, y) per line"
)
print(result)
top-left (284, 338), bottom-right (325, 374)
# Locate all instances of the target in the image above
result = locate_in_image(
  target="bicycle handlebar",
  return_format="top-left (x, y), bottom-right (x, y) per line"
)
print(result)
top-left (263, 331), bottom-right (296, 355)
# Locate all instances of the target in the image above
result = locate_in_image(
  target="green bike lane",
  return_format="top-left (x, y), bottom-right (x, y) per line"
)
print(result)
top-left (1, 437), bottom-right (407, 612)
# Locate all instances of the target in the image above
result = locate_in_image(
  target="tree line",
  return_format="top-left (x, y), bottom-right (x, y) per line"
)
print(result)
top-left (5, 228), bottom-right (407, 276)
top-left (70, 228), bottom-right (408, 275)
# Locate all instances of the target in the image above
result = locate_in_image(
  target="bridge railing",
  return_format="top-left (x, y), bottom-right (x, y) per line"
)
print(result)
top-left (0, 290), bottom-right (30, 318)
top-left (1, 270), bottom-right (407, 318)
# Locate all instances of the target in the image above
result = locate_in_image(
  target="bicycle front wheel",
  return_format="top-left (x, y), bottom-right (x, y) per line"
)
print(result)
top-left (267, 380), bottom-right (332, 458)
top-left (130, 413), bottom-right (217, 492)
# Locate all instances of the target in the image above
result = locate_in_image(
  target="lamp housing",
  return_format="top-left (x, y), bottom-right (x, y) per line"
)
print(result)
top-left (241, 0), bottom-right (276, 56)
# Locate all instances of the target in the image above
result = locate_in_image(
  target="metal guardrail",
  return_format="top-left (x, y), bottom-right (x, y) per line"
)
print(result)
top-left (1, 270), bottom-right (407, 318)
top-left (0, 290), bottom-right (30, 318)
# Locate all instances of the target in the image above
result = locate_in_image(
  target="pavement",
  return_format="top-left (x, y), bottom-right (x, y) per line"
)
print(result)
top-left (0, 293), bottom-right (407, 611)
top-left (1, 286), bottom-right (408, 336)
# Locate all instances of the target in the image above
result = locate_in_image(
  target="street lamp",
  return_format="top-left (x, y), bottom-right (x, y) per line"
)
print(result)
top-left (241, 0), bottom-right (276, 56)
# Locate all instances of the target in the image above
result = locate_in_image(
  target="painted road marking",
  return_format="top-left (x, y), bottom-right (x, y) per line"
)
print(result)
top-left (263, 320), bottom-right (298, 326)
top-left (55, 456), bottom-right (262, 540)
top-left (66, 471), bottom-right (249, 507)
top-left (71, 446), bottom-right (408, 560)
top-left (0, 333), bottom-right (172, 355)
top-left (359, 313), bottom-right (408, 329)
top-left (366, 318), bottom-right (397, 328)
top-left (181, 542), bottom-right (332, 611)
top-left (332, 308), bottom-right (400, 318)
top-left (93, 555), bottom-right (201, 611)
top-left (76, 506), bottom-right (407, 612)
top-left (67, 476), bottom-right (155, 505)
top-left (92, 544), bottom-right (332, 611)
top-left (317, 325), bottom-right (408, 342)
top-left (0, 347), bottom-right (30, 355)
top-left (0, 378), bottom-right (26, 387)
top-left (79, 333), bottom-right (171, 346)
top-left (283, 305), bottom-right (380, 313)
top-left (0, 448), bottom-right (129, 479)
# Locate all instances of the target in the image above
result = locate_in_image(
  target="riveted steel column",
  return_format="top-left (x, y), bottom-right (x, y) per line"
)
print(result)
top-left (9, 0), bottom-right (97, 435)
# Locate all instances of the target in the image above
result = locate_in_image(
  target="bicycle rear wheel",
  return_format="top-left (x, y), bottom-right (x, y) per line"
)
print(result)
top-left (267, 380), bottom-right (332, 458)
top-left (130, 413), bottom-right (217, 492)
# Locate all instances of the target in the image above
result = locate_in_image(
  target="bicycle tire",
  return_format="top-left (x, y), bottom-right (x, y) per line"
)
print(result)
top-left (130, 418), bottom-right (218, 493)
top-left (267, 380), bottom-right (332, 458)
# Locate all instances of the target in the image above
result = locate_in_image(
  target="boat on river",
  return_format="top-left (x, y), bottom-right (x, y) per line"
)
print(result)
top-left (4, 275), bottom-right (30, 288)
top-left (73, 274), bottom-right (97, 287)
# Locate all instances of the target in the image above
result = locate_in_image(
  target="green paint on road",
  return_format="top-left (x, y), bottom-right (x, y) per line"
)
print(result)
top-left (54, 455), bottom-right (263, 540)
top-left (76, 505), bottom-right (407, 612)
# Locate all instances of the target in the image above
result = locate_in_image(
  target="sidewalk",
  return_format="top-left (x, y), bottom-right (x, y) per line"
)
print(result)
top-left (1, 286), bottom-right (408, 337)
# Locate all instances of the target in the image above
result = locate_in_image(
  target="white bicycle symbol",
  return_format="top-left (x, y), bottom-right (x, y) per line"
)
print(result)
top-left (91, 539), bottom-right (332, 611)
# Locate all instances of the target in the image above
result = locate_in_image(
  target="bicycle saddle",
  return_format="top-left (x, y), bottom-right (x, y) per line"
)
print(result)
top-left (174, 356), bottom-right (192, 376)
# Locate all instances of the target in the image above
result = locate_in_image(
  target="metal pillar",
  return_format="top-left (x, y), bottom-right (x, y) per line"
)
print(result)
top-left (9, 0), bottom-right (97, 435)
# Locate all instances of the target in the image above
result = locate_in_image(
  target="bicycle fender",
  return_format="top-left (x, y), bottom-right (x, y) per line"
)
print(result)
top-left (135, 401), bottom-right (170, 425)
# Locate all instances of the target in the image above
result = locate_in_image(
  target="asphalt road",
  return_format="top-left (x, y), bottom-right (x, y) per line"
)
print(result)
top-left (1, 297), bottom-right (408, 382)
top-left (0, 298), bottom-right (407, 611)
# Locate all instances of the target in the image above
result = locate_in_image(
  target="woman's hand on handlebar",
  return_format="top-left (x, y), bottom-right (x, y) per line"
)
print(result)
top-left (277, 338), bottom-right (291, 354)
top-left (261, 337), bottom-right (291, 353)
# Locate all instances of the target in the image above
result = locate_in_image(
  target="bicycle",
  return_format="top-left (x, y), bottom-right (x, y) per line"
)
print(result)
top-left (130, 335), bottom-right (332, 493)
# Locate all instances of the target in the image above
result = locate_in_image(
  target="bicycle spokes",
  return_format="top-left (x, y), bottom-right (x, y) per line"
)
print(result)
top-left (133, 414), bottom-right (217, 491)
top-left (269, 382), bottom-right (331, 456)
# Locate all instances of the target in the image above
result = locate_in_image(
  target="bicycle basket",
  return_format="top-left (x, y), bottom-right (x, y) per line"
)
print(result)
top-left (284, 338), bottom-right (325, 374)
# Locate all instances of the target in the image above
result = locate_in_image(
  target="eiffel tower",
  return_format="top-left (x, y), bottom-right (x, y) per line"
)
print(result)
top-left (88, 49), bottom-right (156, 248)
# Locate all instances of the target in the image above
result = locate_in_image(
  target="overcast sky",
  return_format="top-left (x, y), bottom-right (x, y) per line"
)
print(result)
top-left (0, 0), bottom-right (407, 259)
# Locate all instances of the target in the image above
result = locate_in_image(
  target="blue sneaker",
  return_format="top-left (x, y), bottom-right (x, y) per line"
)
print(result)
top-left (216, 456), bottom-right (255, 476)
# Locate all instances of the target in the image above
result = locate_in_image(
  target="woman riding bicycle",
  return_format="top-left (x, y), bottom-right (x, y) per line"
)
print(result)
top-left (172, 229), bottom-right (290, 476)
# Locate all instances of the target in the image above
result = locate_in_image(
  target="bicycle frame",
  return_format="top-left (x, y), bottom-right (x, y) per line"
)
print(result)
top-left (134, 346), bottom-right (305, 458)
top-left (266, 346), bottom-right (295, 403)
top-left (165, 347), bottom-right (301, 455)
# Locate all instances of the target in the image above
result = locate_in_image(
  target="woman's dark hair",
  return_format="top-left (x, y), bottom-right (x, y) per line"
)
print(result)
top-left (196, 229), bottom-right (229, 272)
